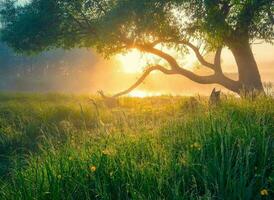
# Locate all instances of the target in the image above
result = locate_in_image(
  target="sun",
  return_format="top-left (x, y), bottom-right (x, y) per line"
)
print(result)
top-left (116, 50), bottom-right (148, 74)
top-left (116, 47), bottom-right (198, 74)
top-left (114, 48), bottom-right (202, 98)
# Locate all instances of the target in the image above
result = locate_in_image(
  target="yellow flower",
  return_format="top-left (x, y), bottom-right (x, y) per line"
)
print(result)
top-left (90, 166), bottom-right (96, 172)
top-left (57, 175), bottom-right (62, 179)
top-left (68, 156), bottom-right (73, 161)
top-left (102, 148), bottom-right (117, 156)
top-left (193, 142), bottom-right (200, 148)
top-left (191, 142), bottom-right (201, 150)
top-left (260, 189), bottom-right (268, 196)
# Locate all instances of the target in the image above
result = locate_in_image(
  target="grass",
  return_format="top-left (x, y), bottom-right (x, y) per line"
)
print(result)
top-left (0, 93), bottom-right (273, 199)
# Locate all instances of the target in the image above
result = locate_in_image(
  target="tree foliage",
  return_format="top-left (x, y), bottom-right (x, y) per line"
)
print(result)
top-left (1, 0), bottom-right (273, 54)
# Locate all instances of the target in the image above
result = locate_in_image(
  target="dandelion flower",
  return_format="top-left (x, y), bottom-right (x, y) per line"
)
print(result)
top-left (57, 175), bottom-right (62, 179)
top-left (90, 166), bottom-right (96, 172)
top-left (68, 156), bottom-right (73, 161)
top-left (260, 189), bottom-right (268, 196)
top-left (191, 142), bottom-right (201, 150)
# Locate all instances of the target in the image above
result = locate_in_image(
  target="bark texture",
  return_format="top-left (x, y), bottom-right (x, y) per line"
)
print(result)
top-left (230, 41), bottom-right (264, 93)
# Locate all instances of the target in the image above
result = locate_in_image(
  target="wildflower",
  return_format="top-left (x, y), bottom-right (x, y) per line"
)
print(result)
top-left (179, 154), bottom-right (187, 166)
top-left (193, 142), bottom-right (200, 148)
top-left (57, 175), bottom-right (62, 179)
top-left (90, 166), bottom-right (96, 172)
top-left (260, 189), bottom-right (268, 196)
top-left (68, 156), bottom-right (73, 161)
top-left (102, 149), bottom-right (108, 155)
top-left (102, 148), bottom-right (117, 156)
top-left (191, 142), bottom-right (201, 150)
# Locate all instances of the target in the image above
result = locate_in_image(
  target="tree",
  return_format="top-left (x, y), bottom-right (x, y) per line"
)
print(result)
top-left (1, 0), bottom-right (273, 96)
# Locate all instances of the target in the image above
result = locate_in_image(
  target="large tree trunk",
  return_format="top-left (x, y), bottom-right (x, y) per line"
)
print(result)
top-left (230, 41), bottom-right (264, 95)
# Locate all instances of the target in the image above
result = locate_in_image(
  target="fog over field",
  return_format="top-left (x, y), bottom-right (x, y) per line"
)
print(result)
top-left (0, 42), bottom-right (273, 96)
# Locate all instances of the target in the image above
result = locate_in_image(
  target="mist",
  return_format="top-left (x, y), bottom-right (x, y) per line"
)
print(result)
top-left (0, 41), bottom-right (273, 96)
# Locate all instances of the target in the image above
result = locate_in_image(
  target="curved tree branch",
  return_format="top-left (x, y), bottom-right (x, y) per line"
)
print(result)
top-left (143, 39), bottom-right (219, 72)
top-left (175, 68), bottom-right (217, 84)
top-left (137, 43), bottom-right (239, 88)
top-left (125, 38), bottom-right (214, 71)
top-left (177, 41), bottom-right (216, 70)
top-left (115, 40), bottom-right (241, 96)
top-left (123, 38), bottom-right (181, 70)
top-left (112, 65), bottom-right (175, 98)
top-left (137, 45), bottom-right (181, 69)
top-left (112, 62), bottom-right (240, 98)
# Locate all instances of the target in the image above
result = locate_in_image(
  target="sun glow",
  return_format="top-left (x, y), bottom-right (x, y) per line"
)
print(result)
top-left (115, 46), bottom-right (199, 98)
top-left (128, 90), bottom-right (162, 98)
top-left (116, 50), bottom-right (148, 74)
top-left (116, 47), bottom-right (198, 74)
top-left (128, 90), bottom-right (149, 98)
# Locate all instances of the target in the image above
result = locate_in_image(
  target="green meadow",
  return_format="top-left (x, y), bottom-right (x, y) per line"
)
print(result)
top-left (0, 93), bottom-right (273, 200)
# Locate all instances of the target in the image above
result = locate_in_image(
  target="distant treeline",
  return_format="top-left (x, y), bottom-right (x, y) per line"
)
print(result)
top-left (0, 42), bottom-right (97, 92)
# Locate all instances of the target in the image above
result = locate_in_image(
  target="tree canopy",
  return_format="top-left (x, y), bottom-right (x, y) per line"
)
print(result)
top-left (1, 0), bottom-right (273, 53)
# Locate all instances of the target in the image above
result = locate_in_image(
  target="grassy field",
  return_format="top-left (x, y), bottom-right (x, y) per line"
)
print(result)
top-left (0, 93), bottom-right (273, 200)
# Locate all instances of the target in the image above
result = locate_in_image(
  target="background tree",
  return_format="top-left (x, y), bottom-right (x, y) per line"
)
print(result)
top-left (1, 0), bottom-right (273, 96)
